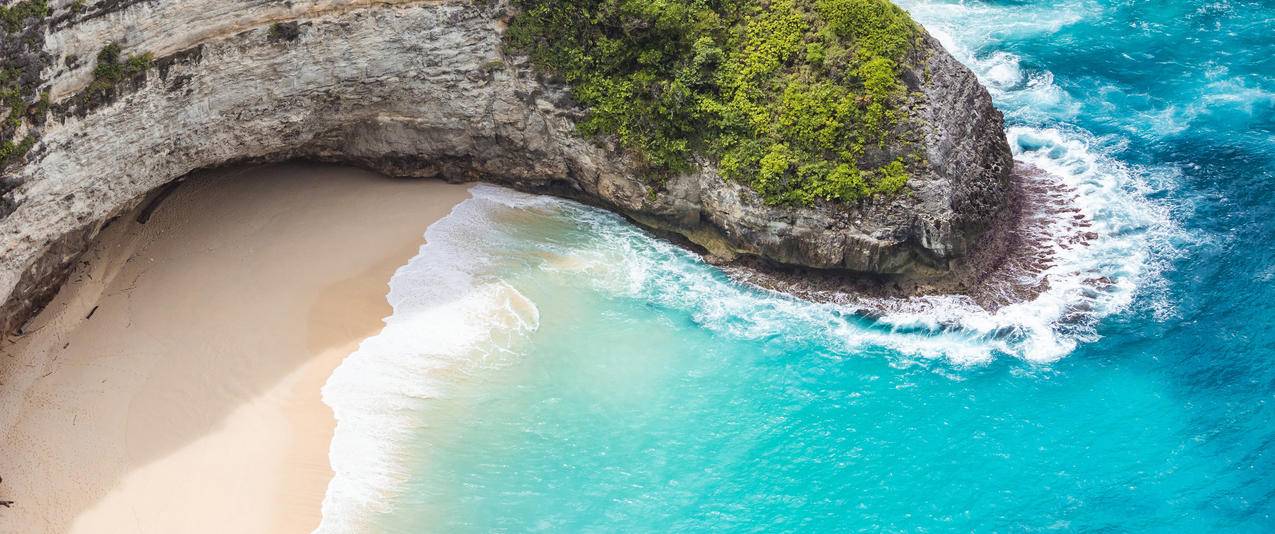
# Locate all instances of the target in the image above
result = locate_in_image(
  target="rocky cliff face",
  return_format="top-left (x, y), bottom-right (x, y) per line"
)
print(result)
top-left (0, 0), bottom-right (1012, 334)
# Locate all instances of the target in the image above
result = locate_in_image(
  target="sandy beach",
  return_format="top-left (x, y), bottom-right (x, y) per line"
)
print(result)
top-left (0, 164), bottom-right (470, 533)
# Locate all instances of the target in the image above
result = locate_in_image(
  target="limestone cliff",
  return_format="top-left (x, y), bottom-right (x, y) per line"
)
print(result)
top-left (0, 0), bottom-right (1012, 334)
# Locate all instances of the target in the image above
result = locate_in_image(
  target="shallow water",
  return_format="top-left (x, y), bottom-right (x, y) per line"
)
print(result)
top-left (319, 1), bottom-right (1275, 530)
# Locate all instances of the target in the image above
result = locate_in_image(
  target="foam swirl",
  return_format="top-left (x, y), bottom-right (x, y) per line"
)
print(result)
top-left (317, 191), bottom-right (541, 532)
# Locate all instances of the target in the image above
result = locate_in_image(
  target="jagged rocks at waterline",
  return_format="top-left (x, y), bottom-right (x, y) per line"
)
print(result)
top-left (0, 0), bottom-right (1012, 335)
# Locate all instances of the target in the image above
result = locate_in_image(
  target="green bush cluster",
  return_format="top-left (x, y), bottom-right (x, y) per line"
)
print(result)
top-left (1, 79), bottom-right (27, 128)
top-left (0, 0), bottom-right (47, 32)
top-left (267, 21), bottom-right (301, 41)
top-left (507, 0), bottom-right (920, 204)
top-left (0, 134), bottom-right (36, 167)
top-left (89, 43), bottom-right (154, 92)
top-left (0, 0), bottom-right (50, 170)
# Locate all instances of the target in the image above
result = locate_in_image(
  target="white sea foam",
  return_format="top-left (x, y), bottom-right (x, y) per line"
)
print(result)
top-left (317, 149), bottom-right (1173, 523)
top-left (318, 5), bottom-right (1191, 524)
top-left (316, 190), bottom-right (541, 533)
top-left (898, 0), bottom-right (1087, 123)
top-left (495, 121), bottom-right (1176, 365)
top-left (862, 123), bottom-right (1179, 363)
top-left (518, 0), bottom-right (1183, 364)
top-left (861, 0), bottom-right (1181, 361)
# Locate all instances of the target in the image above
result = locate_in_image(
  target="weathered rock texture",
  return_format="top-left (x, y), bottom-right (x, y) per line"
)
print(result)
top-left (0, 0), bottom-right (1012, 335)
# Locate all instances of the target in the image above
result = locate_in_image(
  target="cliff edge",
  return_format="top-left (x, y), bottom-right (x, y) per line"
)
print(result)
top-left (0, 0), bottom-right (1012, 334)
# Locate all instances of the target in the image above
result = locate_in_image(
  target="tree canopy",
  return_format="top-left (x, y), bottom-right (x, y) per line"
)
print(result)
top-left (507, 0), bottom-right (922, 204)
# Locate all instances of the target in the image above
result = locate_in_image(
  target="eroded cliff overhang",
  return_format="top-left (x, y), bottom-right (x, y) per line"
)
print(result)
top-left (0, 0), bottom-right (1012, 334)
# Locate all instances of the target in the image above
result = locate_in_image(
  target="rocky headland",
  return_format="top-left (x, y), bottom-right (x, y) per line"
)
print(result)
top-left (0, 0), bottom-right (1015, 335)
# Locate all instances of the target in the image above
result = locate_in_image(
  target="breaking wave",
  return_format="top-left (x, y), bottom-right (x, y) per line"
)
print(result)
top-left (316, 191), bottom-right (541, 532)
top-left (316, 2), bottom-right (1190, 528)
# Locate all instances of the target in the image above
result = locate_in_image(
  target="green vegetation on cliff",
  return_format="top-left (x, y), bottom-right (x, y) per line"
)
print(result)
top-left (90, 43), bottom-right (153, 92)
top-left (507, 0), bottom-right (921, 204)
top-left (0, 0), bottom-right (50, 171)
top-left (0, 0), bottom-right (47, 32)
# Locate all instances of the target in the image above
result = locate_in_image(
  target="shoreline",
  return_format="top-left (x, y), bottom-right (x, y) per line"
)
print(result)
top-left (0, 164), bottom-right (470, 533)
top-left (0, 159), bottom-right (1103, 531)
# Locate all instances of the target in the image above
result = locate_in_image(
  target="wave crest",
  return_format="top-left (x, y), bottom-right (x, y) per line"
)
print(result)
top-left (316, 191), bottom-right (540, 532)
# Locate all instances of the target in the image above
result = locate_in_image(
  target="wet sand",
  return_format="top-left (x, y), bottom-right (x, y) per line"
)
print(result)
top-left (0, 164), bottom-right (470, 533)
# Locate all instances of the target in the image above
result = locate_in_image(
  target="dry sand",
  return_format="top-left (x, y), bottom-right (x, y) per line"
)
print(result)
top-left (0, 164), bottom-right (471, 533)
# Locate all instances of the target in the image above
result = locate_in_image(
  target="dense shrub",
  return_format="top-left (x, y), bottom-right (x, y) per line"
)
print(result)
top-left (89, 43), bottom-right (153, 92)
top-left (507, 0), bottom-right (921, 204)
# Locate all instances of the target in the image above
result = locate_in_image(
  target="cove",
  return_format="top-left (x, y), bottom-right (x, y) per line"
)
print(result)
top-left (318, 0), bottom-right (1275, 530)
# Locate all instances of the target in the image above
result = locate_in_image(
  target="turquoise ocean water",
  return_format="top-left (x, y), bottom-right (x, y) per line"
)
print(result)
top-left (319, 1), bottom-right (1275, 531)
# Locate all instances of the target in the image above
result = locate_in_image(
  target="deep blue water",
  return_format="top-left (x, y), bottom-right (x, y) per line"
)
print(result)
top-left (318, 1), bottom-right (1275, 531)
